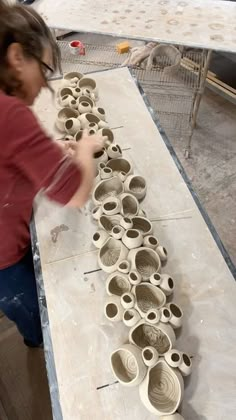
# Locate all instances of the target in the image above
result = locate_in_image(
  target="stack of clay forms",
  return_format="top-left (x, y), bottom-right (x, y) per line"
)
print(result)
top-left (58, 73), bottom-right (192, 420)
top-left (55, 71), bottom-right (110, 141)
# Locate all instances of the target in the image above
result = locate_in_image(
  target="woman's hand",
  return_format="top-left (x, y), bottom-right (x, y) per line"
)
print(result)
top-left (67, 130), bottom-right (105, 157)
top-left (66, 131), bottom-right (106, 208)
top-left (56, 139), bottom-right (75, 156)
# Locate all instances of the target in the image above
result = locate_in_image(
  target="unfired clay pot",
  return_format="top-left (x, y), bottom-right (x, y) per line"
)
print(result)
top-left (120, 193), bottom-right (139, 218)
top-left (62, 76), bottom-right (79, 88)
top-left (142, 346), bottom-right (159, 368)
top-left (97, 128), bottom-right (114, 146)
top-left (107, 143), bottom-right (122, 159)
top-left (164, 349), bottom-right (183, 368)
top-left (78, 101), bottom-right (92, 114)
top-left (101, 197), bottom-right (121, 216)
top-left (61, 72), bottom-right (83, 88)
top-left (98, 120), bottom-right (109, 129)
top-left (60, 94), bottom-right (77, 108)
top-left (81, 87), bottom-right (92, 97)
top-left (89, 128), bottom-right (97, 136)
top-left (128, 247), bottom-right (161, 280)
top-left (64, 117), bottom-right (81, 135)
top-left (88, 122), bottom-right (99, 132)
top-left (146, 44), bottom-right (181, 75)
top-left (100, 167), bottom-right (113, 180)
top-left (156, 245), bottom-right (168, 263)
top-left (150, 272), bottom-right (162, 286)
top-left (56, 107), bottom-right (78, 132)
top-left (167, 303), bottom-right (183, 329)
top-left (122, 229), bottom-right (143, 249)
top-left (143, 235), bottom-right (159, 249)
top-left (110, 343), bottom-right (147, 387)
top-left (104, 295), bottom-right (124, 322)
top-left (92, 176), bottom-right (124, 205)
top-left (132, 283), bottom-right (166, 317)
top-left (118, 260), bottom-right (130, 274)
top-left (106, 158), bottom-right (132, 177)
top-left (74, 130), bottom-right (83, 142)
top-left (79, 112), bottom-right (100, 129)
top-left (99, 214), bottom-right (122, 234)
top-left (124, 175), bottom-right (147, 201)
top-left (159, 274), bottom-right (175, 296)
top-left (120, 292), bottom-right (135, 310)
top-left (120, 217), bottom-right (133, 230)
top-left (71, 87), bottom-right (82, 98)
top-left (178, 353), bottom-right (192, 376)
top-left (92, 106), bottom-right (106, 121)
top-left (131, 217), bottom-right (153, 236)
top-left (118, 171), bottom-right (128, 182)
top-left (94, 149), bottom-right (108, 167)
top-left (111, 225), bottom-right (125, 240)
top-left (123, 308), bottom-right (141, 327)
top-left (78, 77), bottom-right (98, 100)
top-left (89, 128), bottom-right (96, 136)
top-left (77, 95), bottom-right (94, 109)
top-left (58, 87), bottom-right (74, 100)
top-left (98, 237), bottom-right (129, 273)
top-left (98, 162), bottom-right (106, 170)
top-left (92, 230), bottom-right (109, 249)
top-left (128, 270), bottom-right (142, 286)
top-left (91, 205), bottom-right (103, 221)
top-left (139, 359), bottom-right (184, 416)
top-left (160, 307), bottom-right (171, 323)
top-left (145, 308), bottom-right (161, 325)
top-left (129, 319), bottom-right (176, 355)
top-left (105, 271), bottom-right (131, 297)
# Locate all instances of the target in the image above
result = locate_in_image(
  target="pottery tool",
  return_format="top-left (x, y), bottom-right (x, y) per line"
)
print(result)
top-left (116, 41), bottom-right (130, 54)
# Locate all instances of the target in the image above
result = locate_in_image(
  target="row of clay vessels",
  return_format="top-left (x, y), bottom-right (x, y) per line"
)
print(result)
top-left (55, 71), bottom-right (113, 146)
top-left (59, 73), bottom-right (192, 419)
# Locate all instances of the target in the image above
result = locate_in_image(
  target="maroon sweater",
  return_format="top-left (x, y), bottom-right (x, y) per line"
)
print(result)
top-left (0, 92), bottom-right (81, 269)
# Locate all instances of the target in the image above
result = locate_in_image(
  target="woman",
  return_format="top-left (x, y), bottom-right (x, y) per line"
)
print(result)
top-left (0, 1), bottom-right (104, 347)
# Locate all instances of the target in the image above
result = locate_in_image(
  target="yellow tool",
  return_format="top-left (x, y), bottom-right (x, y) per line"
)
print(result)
top-left (116, 41), bottom-right (130, 54)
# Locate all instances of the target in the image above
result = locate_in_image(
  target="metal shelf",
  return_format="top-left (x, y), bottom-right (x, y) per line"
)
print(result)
top-left (58, 41), bottom-right (204, 138)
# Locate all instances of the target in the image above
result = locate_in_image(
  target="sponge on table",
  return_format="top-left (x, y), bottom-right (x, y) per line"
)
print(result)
top-left (116, 41), bottom-right (130, 54)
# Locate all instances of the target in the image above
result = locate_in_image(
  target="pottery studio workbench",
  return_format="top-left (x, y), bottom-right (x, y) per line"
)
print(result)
top-left (32, 67), bottom-right (236, 420)
top-left (34, 0), bottom-right (236, 53)
top-left (33, 0), bottom-right (236, 155)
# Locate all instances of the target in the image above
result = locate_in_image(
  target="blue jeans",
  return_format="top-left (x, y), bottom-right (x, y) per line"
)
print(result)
top-left (0, 248), bottom-right (43, 346)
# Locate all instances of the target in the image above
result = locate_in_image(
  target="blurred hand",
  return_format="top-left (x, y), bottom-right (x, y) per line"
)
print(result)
top-left (56, 139), bottom-right (75, 157)
top-left (78, 130), bottom-right (105, 154)
top-left (67, 130), bottom-right (105, 156)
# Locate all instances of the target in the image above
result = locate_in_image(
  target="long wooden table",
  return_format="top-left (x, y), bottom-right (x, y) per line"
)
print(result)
top-left (32, 67), bottom-right (236, 420)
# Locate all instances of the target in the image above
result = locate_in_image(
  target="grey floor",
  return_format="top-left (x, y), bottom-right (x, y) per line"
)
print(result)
top-left (59, 32), bottom-right (236, 267)
top-left (170, 89), bottom-right (236, 267)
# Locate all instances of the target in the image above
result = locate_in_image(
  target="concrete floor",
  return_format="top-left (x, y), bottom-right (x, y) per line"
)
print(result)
top-left (172, 88), bottom-right (236, 267)
top-left (0, 34), bottom-right (235, 420)
top-left (0, 314), bottom-right (52, 420)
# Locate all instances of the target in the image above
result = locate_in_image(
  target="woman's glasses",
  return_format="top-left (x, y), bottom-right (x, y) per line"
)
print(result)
top-left (39, 60), bottom-right (54, 80)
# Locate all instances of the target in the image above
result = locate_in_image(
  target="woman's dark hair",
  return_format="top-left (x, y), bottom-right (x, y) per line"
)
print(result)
top-left (0, 0), bottom-right (61, 95)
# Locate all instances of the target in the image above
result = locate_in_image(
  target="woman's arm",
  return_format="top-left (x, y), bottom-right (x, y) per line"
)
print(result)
top-left (6, 98), bottom-right (104, 207)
